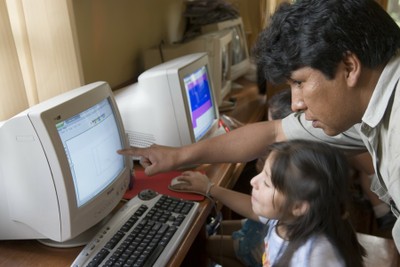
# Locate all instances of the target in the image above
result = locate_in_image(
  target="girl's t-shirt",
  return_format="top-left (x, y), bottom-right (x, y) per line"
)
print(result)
top-left (259, 218), bottom-right (345, 267)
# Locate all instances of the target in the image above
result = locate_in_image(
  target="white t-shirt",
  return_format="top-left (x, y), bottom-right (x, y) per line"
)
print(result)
top-left (260, 218), bottom-right (345, 267)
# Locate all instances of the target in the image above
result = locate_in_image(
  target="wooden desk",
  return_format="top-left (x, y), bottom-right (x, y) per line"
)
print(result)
top-left (0, 79), bottom-right (266, 267)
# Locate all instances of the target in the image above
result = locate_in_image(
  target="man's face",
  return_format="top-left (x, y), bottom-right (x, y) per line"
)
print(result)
top-left (287, 64), bottom-right (361, 136)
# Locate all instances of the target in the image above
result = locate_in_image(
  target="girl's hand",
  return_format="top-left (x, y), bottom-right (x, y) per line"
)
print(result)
top-left (170, 171), bottom-right (211, 195)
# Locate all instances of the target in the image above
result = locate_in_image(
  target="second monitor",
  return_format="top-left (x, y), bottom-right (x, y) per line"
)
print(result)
top-left (143, 29), bottom-right (232, 108)
top-left (115, 53), bottom-right (222, 149)
top-left (201, 17), bottom-right (251, 82)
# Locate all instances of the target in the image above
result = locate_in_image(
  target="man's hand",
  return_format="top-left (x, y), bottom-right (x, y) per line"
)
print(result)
top-left (117, 144), bottom-right (181, 176)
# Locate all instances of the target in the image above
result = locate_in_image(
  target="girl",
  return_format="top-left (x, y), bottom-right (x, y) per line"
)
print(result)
top-left (171, 139), bottom-right (365, 266)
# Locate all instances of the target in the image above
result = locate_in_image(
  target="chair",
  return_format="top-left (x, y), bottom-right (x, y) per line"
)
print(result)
top-left (357, 232), bottom-right (399, 267)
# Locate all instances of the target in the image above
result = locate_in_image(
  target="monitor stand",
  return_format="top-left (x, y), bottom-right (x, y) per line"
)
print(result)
top-left (37, 213), bottom-right (112, 248)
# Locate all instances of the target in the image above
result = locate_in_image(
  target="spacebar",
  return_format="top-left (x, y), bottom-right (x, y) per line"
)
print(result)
top-left (143, 244), bottom-right (165, 267)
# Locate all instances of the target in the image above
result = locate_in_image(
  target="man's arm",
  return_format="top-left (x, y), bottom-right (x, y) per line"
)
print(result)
top-left (182, 119), bottom-right (285, 164)
top-left (118, 119), bottom-right (285, 176)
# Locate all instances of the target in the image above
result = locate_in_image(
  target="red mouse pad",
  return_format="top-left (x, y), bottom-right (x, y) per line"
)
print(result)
top-left (123, 169), bottom-right (205, 201)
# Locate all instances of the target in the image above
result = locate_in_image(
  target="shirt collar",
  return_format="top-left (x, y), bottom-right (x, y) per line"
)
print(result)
top-left (362, 53), bottom-right (400, 127)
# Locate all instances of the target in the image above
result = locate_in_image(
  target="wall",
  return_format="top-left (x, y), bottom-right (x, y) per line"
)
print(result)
top-left (72, 0), bottom-right (262, 90)
top-left (73, 0), bottom-right (187, 89)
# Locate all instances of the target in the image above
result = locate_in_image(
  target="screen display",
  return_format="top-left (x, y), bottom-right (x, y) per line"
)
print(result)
top-left (221, 42), bottom-right (230, 88)
top-left (183, 65), bottom-right (216, 141)
top-left (56, 98), bottom-right (125, 207)
top-left (231, 25), bottom-right (247, 64)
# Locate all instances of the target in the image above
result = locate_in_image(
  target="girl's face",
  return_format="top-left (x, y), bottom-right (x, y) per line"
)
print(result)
top-left (250, 154), bottom-right (285, 219)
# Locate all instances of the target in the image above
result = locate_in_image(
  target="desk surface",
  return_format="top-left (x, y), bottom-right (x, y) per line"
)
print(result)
top-left (0, 79), bottom-right (266, 267)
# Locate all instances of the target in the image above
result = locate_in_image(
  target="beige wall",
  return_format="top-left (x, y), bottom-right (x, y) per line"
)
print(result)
top-left (72, 0), bottom-right (262, 90)
top-left (73, 0), bottom-right (187, 89)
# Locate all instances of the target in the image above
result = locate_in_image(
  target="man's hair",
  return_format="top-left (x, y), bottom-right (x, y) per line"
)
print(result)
top-left (254, 0), bottom-right (400, 84)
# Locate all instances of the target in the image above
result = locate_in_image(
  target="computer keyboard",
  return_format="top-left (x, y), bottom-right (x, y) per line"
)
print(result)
top-left (71, 191), bottom-right (199, 267)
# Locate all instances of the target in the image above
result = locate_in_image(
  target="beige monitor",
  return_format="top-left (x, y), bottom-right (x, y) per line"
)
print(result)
top-left (201, 17), bottom-right (250, 82)
top-left (143, 29), bottom-right (232, 107)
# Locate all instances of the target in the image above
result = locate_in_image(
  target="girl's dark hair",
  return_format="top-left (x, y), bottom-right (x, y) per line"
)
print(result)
top-left (254, 0), bottom-right (400, 84)
top-left (267, 140), bottom-right (365, 267)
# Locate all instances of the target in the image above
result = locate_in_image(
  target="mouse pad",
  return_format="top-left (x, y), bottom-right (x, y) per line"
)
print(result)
top-left (123, 169), bottom-right (205, 201)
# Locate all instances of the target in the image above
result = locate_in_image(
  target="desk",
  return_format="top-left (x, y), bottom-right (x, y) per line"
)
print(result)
top-left (0, 79), bottom-right (266, 267)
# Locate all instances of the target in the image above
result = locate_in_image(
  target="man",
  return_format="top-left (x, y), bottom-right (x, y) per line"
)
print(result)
top-left (119, 0), bottom-right (400, 250)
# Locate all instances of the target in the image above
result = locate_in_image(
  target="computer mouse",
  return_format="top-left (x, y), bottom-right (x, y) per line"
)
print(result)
top-left (170, 177), bottom-right (189, 189)
top-left (138, 189), bottom-right (158, 200)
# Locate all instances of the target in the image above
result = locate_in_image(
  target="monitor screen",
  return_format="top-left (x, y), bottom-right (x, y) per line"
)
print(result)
top-left (56, 98), bottom-right (124, 207)
top-left (115, 53), bottom-right (220, 150)
top-left (183, 65), bottom-right (215, 141)
top-left (221, 39), bottom-right (231, 95)
top-left (230, 23), bottom-right (248, 67)
top-left (0, 82), bottom-right (131, 246)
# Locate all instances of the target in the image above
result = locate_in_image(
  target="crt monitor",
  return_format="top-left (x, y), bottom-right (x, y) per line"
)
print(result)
top-left (143, 29), bottom-right (232, 107)
top-left (0, 81), bottom-right (131, 247)
top-left (115, 52), bottom-right (221, 149)
top-left (201, 17), bottom-right (251, 81)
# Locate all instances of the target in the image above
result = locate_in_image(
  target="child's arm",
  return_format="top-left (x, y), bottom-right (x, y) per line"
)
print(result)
top-left (208, 184), bottom-right (259, 221)
top-left (174, 171), bottom-right (259, 221)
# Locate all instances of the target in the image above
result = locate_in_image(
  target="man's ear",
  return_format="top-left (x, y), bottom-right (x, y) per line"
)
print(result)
top-left (342, 52), bottom-right (361, 87)
top-left (292, 201), bottom-right (309, 217)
